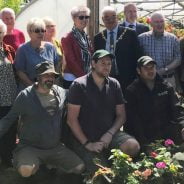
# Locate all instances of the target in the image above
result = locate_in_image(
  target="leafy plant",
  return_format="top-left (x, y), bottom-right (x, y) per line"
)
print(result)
top-left (92, 139), bottom-right (184, 184)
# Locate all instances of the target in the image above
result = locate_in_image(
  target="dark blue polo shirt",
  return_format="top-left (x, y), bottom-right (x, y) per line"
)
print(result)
top-left (68, 72), bottom-right (125, 141)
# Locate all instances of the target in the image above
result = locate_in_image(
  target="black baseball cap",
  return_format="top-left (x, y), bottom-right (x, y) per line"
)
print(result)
top-left (92, 49), bottom-right (115, 61)
top-left (137, 56), bottom-right (156, 67)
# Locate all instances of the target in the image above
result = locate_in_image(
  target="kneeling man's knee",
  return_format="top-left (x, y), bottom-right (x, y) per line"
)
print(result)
top-left (120, 138), bottom-right (140, 157)
top-left (70, 163), bottom-right (85, 174)
top-left (18, 165), bottom-right (38, 177)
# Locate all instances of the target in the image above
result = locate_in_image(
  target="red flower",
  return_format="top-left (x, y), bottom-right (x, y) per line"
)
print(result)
top-left (150, 151), bottom-right (158, 158)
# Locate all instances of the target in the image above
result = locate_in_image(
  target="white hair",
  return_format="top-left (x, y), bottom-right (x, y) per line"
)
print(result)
top-left (71, 5), bottom-right (90, 18)
top-left (0, 7), bottom-right (15, 19)
top-left (27, 17), bottom-right (45, 33)
top-left (101, 6), bottom-right (117, 17)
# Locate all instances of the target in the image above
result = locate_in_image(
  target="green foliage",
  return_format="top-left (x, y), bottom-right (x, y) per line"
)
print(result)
top-left (0, 0), bottom-right (23, 14)
top-left (93, 139), bottom-right (184, 184)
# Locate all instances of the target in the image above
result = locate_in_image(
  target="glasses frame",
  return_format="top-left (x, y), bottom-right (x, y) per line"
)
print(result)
top-left (31, 28), bottom-right (46, 34)
top-left (77, 15), bottom-right (90, 20)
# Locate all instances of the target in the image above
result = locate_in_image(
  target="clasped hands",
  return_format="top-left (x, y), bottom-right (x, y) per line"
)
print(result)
top-left (85, 131), bottom-right (113, 153)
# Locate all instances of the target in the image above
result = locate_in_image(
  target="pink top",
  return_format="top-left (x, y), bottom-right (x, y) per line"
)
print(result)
top-left (3, 29), bottom-right (25, 51)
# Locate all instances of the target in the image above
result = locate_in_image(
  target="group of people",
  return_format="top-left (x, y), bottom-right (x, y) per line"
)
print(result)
top-left (0, 3), bottom-right (184, 183)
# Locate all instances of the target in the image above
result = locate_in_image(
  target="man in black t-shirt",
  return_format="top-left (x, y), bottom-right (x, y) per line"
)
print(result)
top-left (67, 50), bottom-right (140, 175)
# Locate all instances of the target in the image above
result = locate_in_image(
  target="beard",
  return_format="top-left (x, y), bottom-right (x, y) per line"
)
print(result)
top-left (42, 80), bottom-right (54, 89)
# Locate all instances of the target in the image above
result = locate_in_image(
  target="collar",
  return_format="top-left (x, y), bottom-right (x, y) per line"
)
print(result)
top-left (125, 21), bottom-right (136, 27)
top-left (107, 25), bottom-right (118, 35)
top-left (88, 72), bottom-right (109, 86)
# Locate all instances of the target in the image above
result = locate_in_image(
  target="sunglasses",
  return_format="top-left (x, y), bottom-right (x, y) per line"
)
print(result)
top-left (32, 28), bottom-right (46, 33)
top-left (77, 16), bottom-right (90, 20)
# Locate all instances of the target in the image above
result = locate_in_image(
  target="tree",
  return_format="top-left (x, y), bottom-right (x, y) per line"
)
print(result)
top-left (0, 0), bottom-right (22, 14)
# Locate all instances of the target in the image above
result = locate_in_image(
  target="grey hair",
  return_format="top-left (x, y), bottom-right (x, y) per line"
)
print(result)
top-left (27, 17), bottom-right (45, 33)
top-left (150, 12), bottom-right (165, 22)
top-left (101, 6), bottom-right (117, 17)
top-left (124, 3), bottom-right (137, 12)
top-left (42, 16), bottom-right (55, 26)
top-left (0, 19), bottom-right (7, 33)
top-left (71, 5), bottom-right (90, 18)
top-left (0, 7), bottom-right (15, 19)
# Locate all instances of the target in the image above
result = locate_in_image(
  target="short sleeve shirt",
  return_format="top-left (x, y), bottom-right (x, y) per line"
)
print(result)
top-left (68, 73), bottom-right (125, 141)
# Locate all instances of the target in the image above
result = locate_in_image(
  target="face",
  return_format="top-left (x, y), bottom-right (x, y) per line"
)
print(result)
top-left (29, 26), bottom-right (46, 42)
top-left (38, 73), bottom-right (55, 90)
top-left (92, 56), bottom-right (112, 78)
top-left (45, 23), bottom-right (56, 38)
top-left (102, 10), bottom-right (118, 30)
top-left (151, 15), bottom-right (165, 33)
top-left (137, 63), bottom-right (156, 81)
top-left (73, 11), bottom-right (90, 31)
top-left (0, 26), bottom-right (6, 42)
top-left (1, 12), bottom-right (15, 31)
top-left (124, 5), bottom-right (137, 23)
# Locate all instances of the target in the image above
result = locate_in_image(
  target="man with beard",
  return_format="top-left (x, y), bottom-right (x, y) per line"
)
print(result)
top-left (125, 56), bottom-right (184, 149)
top-left (0, 61), bottom-right (84, 178)
top-left (67, 50), bottom-right (140, 175)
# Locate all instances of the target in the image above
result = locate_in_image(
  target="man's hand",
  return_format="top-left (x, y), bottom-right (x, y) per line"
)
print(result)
top-left (100, 132), bottom-right (113, 149)
top-left (181, 128), bottom-right (184, 140)
top-left (85, 142), bottom-right (104, 153)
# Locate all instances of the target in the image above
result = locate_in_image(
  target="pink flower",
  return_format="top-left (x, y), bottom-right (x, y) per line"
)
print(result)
top-left (156, 162), bottom-right (166, 169)
top-left (164, 139), bottom-right (174, 147)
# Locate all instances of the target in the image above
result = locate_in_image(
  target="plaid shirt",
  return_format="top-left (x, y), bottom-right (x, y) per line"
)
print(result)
top-left (138, 31), bottom-right (181, 70)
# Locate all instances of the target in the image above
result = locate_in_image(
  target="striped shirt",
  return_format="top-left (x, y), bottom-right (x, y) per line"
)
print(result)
top-left (138, 31), bottom-right (181, 70)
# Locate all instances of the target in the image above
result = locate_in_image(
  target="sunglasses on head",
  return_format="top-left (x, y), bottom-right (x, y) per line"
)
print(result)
top-left (78, 16), bottom-right (90, 20)
top-left (32, 28), bottom-right (46, 33)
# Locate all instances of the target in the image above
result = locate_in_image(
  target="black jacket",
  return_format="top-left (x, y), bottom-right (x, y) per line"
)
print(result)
top-left (125, 75), bottom-right (184, 145)
top-left (94, 25), bottom-right (143, 91)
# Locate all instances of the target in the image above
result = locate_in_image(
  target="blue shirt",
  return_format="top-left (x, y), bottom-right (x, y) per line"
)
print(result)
top-left (15, 41), bottom-right (59, 89)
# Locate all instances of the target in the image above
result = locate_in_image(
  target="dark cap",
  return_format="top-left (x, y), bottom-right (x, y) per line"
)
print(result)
top-left (92, 49), bottom-right (115, 61)
top-left (35, 61), bottom-right (59, 77)
top-left (137, 56), bottom-right (156, 67)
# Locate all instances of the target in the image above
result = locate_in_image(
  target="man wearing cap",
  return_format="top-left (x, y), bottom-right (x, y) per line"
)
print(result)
top-left (0, 61), bottom-right (84, 178)
top-left (67, 49), bottom-right (140, 175)
top-left (124, 56), bottom-right (184, 148)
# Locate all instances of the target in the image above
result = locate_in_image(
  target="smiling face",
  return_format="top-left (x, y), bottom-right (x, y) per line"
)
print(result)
top-left (102, 10), bottom-right (118, 30)
top-left (73, 11), bottom-right (90, 31)
top-left (1, 11), bottom-right (15, 32)
top-left (151, 13), bottom-right (165, 34)
top-left (38, 73), bottom-right (55, 90)
top-left (137, 63), bottom-right (156, 81)
top-left (124, 4), bottom-right (137, 23)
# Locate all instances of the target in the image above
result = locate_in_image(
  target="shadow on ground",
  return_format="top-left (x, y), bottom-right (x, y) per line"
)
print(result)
top-left (0, 165), bottom-right (83, 184)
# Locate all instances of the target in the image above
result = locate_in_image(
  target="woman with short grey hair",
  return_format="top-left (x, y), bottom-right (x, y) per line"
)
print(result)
top-left (61, 5), bottom-right (92, 89)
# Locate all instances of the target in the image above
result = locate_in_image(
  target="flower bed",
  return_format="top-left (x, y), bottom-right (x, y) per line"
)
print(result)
top-left (92, 139), bottom-right (184, 184)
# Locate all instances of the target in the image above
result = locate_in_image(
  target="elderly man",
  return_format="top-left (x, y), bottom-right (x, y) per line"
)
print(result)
top-left (125, 56), bottom-right (184, 148)
top-left (120, 3), bottom-right (149, 35)
top-left (94, 6), bottom-right (142, 92)
top-left (67, 50), bottom-right (140, 175)
top-left (0, 7), bottom-right (25, 51)
top-left (138, 12), bottom-right (181, 89)
top-left (0, 61), bottom-right (84, 178)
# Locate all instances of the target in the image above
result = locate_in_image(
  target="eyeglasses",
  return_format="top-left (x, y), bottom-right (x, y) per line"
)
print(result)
top-left (77, 16), bottom-right (90, 20)
top-left (32, 28), bottom-right (46, 33)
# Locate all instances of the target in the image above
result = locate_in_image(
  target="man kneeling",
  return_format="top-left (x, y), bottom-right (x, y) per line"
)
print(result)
top-left (0, 61), bottom-right (84, 177)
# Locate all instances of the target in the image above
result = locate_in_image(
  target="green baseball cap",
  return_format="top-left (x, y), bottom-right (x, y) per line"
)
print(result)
top-left (137, 56), bottom-right (156, 67)
top-left (92, 49), bottom-right (115, 61)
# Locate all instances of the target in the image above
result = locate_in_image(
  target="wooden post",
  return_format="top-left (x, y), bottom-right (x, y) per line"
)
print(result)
top-left (87, 0), bottom-right (99, 42)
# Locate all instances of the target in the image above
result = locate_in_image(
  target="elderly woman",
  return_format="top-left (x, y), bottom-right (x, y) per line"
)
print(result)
top-left (0, 19), bottom-right (17, 165)
top-left (0, 7), bottom-right (25, 51)
top-left (61, 5), bottom-right (92, 89)
top-left (15, 17), bottom-right (59, 90)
